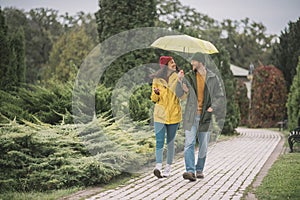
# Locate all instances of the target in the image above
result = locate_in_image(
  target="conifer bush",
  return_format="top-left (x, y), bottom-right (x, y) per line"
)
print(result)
top-left (95, 84), bottom-right (112, 115)
top-left (287, 57), bottom-right (300, 130)
top-left (129, 84), bottom-right (152, 122)
top-left (0, 90), bottom-right (34, 123)
top-left (0, 114), bottom-right (184, 192)
top-left (0, 121), bottom-right (120, 192)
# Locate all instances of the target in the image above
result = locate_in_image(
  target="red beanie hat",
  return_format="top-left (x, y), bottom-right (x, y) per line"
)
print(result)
top-left (159, 56), bottom-right (173, 68)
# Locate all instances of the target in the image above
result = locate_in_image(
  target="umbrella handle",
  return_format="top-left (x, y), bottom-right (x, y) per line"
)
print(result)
top-left (176, 65), bottom-right (180, 72)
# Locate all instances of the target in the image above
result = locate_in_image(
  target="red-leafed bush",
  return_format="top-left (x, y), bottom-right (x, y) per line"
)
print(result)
top-left (249, 65), bottom-right (287, 128)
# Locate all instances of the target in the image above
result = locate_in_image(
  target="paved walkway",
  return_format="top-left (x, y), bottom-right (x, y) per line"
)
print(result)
top-left (85, 128), bottom-right (282, 200)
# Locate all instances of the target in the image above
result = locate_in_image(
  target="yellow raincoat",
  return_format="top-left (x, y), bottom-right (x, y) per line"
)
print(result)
top-left (151, 72), bottom-right (182, 124)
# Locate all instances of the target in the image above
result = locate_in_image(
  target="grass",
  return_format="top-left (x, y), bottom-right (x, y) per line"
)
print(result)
top-left (255, 153), bottom-right (300, 200)
top-left (244, 129), bottom-right (300, 200)
top-left (0, 174), bottom-right (138, 200)
top-left (0, 188), bottom-right (80, 200)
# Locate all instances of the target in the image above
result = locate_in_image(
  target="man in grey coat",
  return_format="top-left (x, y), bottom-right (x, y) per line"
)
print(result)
top-left (176, 52), bottom-right (225, 181)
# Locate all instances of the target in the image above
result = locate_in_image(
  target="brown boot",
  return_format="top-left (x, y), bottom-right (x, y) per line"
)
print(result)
top-left (183, 172), bottom-right (196, 181)
top-left (196, 171), bottom-right (204, 179)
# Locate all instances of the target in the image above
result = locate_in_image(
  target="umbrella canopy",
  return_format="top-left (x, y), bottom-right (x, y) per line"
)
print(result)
top-left (150, 34), bottom-right (219, 54)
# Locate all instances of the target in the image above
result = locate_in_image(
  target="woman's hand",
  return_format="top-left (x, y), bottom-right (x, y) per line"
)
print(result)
top-left (154, 87), bottom-right (160, 95)
top-left (207, 107), bottom-right (213, 112)
top-left (182, 83), bottom-right (189, 93)
top-left (178, 70), bottom-right (184, 81)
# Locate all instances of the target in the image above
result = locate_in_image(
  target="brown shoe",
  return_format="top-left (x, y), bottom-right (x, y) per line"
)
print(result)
top-left (196, 171), bottom-right (204, 178)
top-left (154, 168), bottom-right (163, 178)
top-left (183, 172), bottom-right (196, 181)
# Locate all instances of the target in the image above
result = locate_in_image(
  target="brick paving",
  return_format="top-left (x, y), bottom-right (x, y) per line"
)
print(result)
top-left (86, 128), bottom-right (282, 200)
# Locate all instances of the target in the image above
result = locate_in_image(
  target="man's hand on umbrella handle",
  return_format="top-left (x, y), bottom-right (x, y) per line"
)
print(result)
top-left (154, 88), bottom-right (160, 95)
top-left (207, 107), bottom-right (213, 112)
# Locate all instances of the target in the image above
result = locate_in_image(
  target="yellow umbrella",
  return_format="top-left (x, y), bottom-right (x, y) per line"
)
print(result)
top-left (150, 34), bottom-right (219, 54)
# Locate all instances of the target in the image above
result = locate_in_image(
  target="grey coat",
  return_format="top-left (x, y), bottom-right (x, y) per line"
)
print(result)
top-left (176, 69), bottom-right (225, 132)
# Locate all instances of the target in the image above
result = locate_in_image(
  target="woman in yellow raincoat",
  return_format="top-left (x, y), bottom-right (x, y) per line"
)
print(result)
top-left (150, 56), bottom-right (187, 178)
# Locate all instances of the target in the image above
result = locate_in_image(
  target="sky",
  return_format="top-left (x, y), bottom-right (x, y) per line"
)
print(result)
top-left (0, 0), bottom-right (299, 35)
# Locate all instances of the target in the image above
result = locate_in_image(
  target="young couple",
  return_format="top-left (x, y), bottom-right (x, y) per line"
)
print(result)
top-left (150, 52), bottom-right (224, 181)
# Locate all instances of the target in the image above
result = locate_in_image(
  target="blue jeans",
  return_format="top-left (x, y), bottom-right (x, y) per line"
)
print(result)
top-left (184, 115), bottom-right (210, 173)
top-left (154, 122), bottom-right (179, 165)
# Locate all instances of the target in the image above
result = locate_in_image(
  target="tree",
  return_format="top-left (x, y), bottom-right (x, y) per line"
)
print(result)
top-left (157, 0), bottom-right (221, 43)
top-left (96, 0), bottom-right (156, 43)
top-left (26, 8), bottom-right (63, 83)
top-left (0, 7), bottom-right (10, 89)
top-left (11, 28), bottom-right (26, 85)
top-left (287, 57), bottom-right (300, 130)
top-left (95, 0), bottom-right (157, 87)
top-left (249, 65), bottom-right (287, 128)
top-left (4, 8), bottom-right (99, 84)
top-left (157, 1), bottom-right (274, 70)
top-left (235, 79), bottom-right (249, 126)
top-left (0, 8), bottom-right (26, 90)
top-left (4, 8), bottom-right (63, 83)
top-left (273, 17), bottom-right (300, 91)
top-left (6, 37), bottom-right (18, 89)
top-left (212, 45), bottom-right (240, 134)
top-left (46, 26), bottom-right (94, 83)
top-left (220, 18), bottom-right (275, 68)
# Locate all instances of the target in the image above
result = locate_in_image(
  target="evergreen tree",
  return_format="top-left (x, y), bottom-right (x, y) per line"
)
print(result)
top-left (287, 57), bottom-right (300, 130)
top-left (95, 0), bottom-right (157, 88)
top-left (0, 9), bottom-right (25, 90)
top-left (273, 17), bottom-right (300, 90)
top-left (96, 0), bottom-right (156, 43)
top-left (12, 28), bottom-right (26, 84)
top-left (7, 38), bottom-right (18, 89)
top-left (212, 45), bottom-right (240, 134)
top-left (235, 79), bottom-right (249, 126)
top-left (0, 8), bottom-right (9, 89)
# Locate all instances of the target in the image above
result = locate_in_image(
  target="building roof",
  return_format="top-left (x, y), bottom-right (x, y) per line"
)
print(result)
top-left (230, 64), bottom-right (249, 77)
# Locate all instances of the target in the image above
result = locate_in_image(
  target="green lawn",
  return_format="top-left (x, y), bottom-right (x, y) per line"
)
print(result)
top-left (0, 188), bottom-right (79, 200)
top-left (250, 129), bottom-right (300, 200)
top-left (255, 153), bottom-right (300, 200)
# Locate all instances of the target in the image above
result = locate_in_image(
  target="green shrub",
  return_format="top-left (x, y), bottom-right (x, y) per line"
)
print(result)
top-left (95, 84), bottom-right (112, 115)
top-left (0, 121), bottom-right (117, 192)
top-left (0, 115), bottom-right (183, 192)
top-left (287, 57), bottom-right (300, 130)
top-left (129, 84), bottom-right (152, 122)
top-left (0, 82), bottom-right (73, 124)
top-left (0, 90), bottom-right (34, 123)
